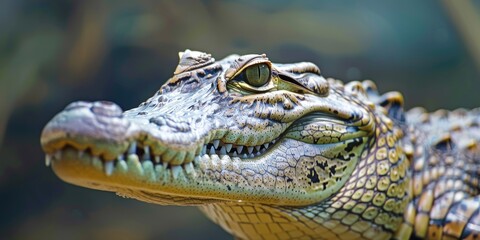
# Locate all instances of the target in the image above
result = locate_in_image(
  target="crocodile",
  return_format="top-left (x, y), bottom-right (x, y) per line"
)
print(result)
top-left (40, 50), bottom-right (480, 240)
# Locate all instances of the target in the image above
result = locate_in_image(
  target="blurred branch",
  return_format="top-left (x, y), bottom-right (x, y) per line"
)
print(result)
top-left (442, 0), bottom-right (480, 70)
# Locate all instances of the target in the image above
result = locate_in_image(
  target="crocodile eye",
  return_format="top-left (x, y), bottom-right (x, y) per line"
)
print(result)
top-left (244, 63), bottom-right (270, 87)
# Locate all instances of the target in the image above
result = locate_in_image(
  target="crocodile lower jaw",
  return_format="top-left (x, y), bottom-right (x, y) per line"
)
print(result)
top-left (48, 146), bottom-right (230, 204)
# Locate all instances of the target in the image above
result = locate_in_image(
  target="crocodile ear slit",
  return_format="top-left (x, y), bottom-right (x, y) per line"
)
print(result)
top-left (278, 73), bottom-right (309, 90)
top-left (377, 91), bottom-right (405, 123)
top-left (274, 62), bottom-right (328, 96)
top-left (277, 72), bottom-right (329, 96)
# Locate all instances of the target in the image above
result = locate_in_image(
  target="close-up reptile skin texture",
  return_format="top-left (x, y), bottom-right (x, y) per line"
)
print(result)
top-left (41, 50), bottom-right (480, 240)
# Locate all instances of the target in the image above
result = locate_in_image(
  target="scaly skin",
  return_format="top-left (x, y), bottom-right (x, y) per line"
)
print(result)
top-left (40, 50), bottom-right (480, 239)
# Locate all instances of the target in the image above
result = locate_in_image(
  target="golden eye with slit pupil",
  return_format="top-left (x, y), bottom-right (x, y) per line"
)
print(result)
top-left (244, 63), bottom-right (270, 87)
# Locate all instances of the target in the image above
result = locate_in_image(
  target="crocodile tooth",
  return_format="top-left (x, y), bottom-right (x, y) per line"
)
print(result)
top-left (142, 161), bottom-right (155, 180)
top-left (264, 143), bottom-right (269, 149)
top-left (117, 154), bottom-right (124, 161)
top-left (219, 146), bottom-right (227, 155)
top-left (171, 165), bottom-right (182, 179)
top-left (127, 154), bottom-right (143, 175)
top-left (128, 141), bottom-right (137, 155)
top-left (142, 160), bottom-right (153, 170)
top-left (155, 165), bottom-right (164, 175)
top-left (272, 139), bottom-right (276, 144)
top-left (104, 161), bottom-right (114, 176)
top-left (54, 151), bottom-right (62, 160)
top-left (225, 144), bottom-right (233, 152)
top-left (232, 151), bottom-right (238, 157)
top-left (209, 146), bottom-right (216, 155)
top-left (247, 147), bottom-right (254, 154)
top-left (249, 153), bottom-right (255, 158)
top-left (237, 145), bottom-right (244, 154)
top-left (143, 146), bottom-right (150, 160)
top-left (201, 145), bottom-right (207, 155)
top-left (45, 155), bottom-right (52, 166)
top-left (242, 153), bottom-right (248, 158)
top-left (255, 146), bottom-right (261, 152)
top-left (213, 140), bottom-right (220, 149)
top-left (117, 159), bottom-right (128, 172)
top-left (184, 162), bottom-right (195, 175)
top-left (154, 155), bottom-right (161, 164)
top-left (92, 156), bottom-right (102, 166)
top-left (194, 156), bottom-right (200, 165)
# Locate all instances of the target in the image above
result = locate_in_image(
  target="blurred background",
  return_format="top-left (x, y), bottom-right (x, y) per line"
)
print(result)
top-left (1, 0), bottom-right (479, 239)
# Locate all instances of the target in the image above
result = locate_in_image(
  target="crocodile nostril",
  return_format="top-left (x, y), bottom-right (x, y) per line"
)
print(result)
top-left (65, 101), bottom-right (92, 110)
top-left (91, 101), bottom-right (123, 117)
top-left (150, 116), bottom-right (166, 126)
top-left (98, 101), bottom-right (116, 106)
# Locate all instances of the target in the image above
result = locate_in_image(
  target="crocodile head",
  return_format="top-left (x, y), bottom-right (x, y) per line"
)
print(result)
top-left (41, 50), bottom-right (388, 206)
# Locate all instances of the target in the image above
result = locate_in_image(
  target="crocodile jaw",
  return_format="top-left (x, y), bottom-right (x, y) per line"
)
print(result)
top-left (47, 136), bottom-right (368, 206)
top-left (41, 97), bottom-right (370, 206)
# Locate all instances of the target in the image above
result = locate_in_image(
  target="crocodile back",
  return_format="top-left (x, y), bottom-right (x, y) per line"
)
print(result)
top-left (399, 107), bottom-right (480, 239)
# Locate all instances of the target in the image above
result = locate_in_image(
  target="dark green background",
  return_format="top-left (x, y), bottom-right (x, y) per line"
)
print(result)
top-left (1, 1), bottom-right (479, 239)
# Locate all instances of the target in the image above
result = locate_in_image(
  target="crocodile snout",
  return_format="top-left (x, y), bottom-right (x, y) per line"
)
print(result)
top-left (41, 101), bottom-right (130, 160)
